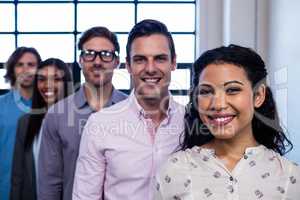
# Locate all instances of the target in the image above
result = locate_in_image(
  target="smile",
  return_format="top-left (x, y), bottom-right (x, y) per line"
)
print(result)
top-left (208, 115), bottom-right (235, 126)
top-left (141, 77), bottom-right (161, 84)
top-left (43, 91), bottom-right (55, 98)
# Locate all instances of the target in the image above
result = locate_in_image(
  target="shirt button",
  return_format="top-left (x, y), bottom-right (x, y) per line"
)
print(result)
top-left (244, 155), bottom-right (248, 159)
top-left (227, 185), bottom-right (234, 193)
top-left (229, 176), bottom-right (234, 181)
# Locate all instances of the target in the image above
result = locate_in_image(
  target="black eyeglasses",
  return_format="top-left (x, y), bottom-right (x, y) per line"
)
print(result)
top-left (80, 49), bottom-right (119, 62)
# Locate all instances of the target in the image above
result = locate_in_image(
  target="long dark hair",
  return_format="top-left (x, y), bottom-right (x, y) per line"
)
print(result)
top-left (25, 58), bottom-right (73, 148)
top-left (181, 44), bottom-right (293, 155)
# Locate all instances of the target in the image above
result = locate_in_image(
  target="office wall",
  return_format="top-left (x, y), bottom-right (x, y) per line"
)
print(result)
top-left (268, 0), bottom-right (300, 163)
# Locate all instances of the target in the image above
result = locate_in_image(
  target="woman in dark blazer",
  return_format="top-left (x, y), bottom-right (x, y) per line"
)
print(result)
top-left (10, 58), bottom-right (73, 200)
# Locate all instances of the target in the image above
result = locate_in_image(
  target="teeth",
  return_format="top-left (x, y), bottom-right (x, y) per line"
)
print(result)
top-left (213, 116), bottom-right (232, 122)
top-left (44, 92), bottom-right (54, 97)
top-left (144, 78), bottom-right (159, 83)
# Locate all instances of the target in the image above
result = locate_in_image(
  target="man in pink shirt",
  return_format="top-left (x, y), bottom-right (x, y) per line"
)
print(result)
top-left (72, 19), bottom-right (185, 200)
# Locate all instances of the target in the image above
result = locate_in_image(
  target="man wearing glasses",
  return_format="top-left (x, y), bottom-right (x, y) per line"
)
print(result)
top-left (0, 47), bottom-right (41, 200)
top-left (72, 19), bottom-right (185, 200)
top-left (38, 27), bottom-right (127, 200)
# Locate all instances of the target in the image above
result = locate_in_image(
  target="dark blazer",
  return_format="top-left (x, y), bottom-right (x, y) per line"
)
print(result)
top-left (10, 114), bottom-right (37, 200)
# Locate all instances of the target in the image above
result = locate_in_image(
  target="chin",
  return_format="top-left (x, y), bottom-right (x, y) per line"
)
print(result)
top-left (138, 89), bottom-right (161, 100)
top-left (211, 129), bottom-right (237, 139)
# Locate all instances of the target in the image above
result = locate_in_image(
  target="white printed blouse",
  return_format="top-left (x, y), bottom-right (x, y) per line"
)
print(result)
top-left (155, 145), bottom-right (300, 200)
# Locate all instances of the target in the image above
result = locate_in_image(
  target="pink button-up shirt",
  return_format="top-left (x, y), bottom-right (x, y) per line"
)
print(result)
top-left (72, 92), bottom-right (185, 200)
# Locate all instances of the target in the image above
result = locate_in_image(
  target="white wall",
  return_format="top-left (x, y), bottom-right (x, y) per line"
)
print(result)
top-left (268, 0), bottom-right (300, 163)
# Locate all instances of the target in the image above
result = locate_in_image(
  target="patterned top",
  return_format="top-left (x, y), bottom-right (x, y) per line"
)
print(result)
top-left (155, 145), bottom-right (300, 200)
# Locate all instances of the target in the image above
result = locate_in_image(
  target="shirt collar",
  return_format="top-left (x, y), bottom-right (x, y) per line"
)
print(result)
top-left (12, 89), bottom-right (22, 102)
top-left (128, 90), bottom-right (175, 123)
top-left (12, 89), bottom-right (31, 104)
top-left (244, 144), bottom-right (266, 156)
top-left (192, 144), bottom-right (266, 158)
top-left (74, 86), bottom-right (88, 109)
top-left (75, 85), bottom-right (123, 109)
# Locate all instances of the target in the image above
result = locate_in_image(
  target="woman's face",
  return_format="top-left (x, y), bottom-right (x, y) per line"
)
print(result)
top-left (37, 65), bottom-right (65, 106)
top-left (197, 63), bottom-right (265, 140)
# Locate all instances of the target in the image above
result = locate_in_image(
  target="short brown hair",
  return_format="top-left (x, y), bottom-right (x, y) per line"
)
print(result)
top-left (78, 26), bottom-right (120, 53)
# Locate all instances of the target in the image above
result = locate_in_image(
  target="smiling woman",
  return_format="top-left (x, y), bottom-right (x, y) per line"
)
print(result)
top-left (154, 45), bottom-right (300, 200)
top-left (10, 58), bottom-right (73, 200)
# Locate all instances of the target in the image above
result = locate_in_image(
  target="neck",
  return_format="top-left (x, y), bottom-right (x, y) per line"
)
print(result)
top-left (206, 131), bottom-right (258, 172)
top-left (14, 85), bottom-right (33, 100)
top-left (84, 82), bottom-right (113, 111)
top-left (212, 136), bottom-right (258, 160)
top-left (135, 92), bottom-right (170, 125)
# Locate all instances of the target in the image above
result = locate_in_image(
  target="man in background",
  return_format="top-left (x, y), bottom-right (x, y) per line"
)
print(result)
top-left (38, 26), bottom-right (127, 200)
top-left (0, 47), bottom-right (41, 200)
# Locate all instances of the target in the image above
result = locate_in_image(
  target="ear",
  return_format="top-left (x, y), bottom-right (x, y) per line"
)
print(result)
top-left (171, 55), bottom-right (177, 71)
top-left (254, 84), bottom-right (266, 108)
top-left (125, 58), bottom-right (132, 74)
top-left (79, 56), bottom-right (84, 66)
top-left (114, 57), bottom-right (120, 69)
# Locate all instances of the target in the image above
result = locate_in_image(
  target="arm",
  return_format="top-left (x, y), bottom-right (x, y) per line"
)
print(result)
top-left (72, 115), bottom-right (106, 200)
top-left (38, 112), bottom-right (63, 200)
top-left (10, 116), bottom-right (27, 200)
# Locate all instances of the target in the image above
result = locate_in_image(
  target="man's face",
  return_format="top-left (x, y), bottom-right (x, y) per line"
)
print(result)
top-left (79, 37), bottom-right (119, 88)
top-left (126, 34), bottom-right (176, 100)
top-left (14, 52), bottom-right (38, 89)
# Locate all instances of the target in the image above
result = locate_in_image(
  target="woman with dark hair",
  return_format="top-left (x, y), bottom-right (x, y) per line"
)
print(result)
top-left (155, 45), bottom-right (300, 199)
top-left (10, 58), bottom-right (73, 200)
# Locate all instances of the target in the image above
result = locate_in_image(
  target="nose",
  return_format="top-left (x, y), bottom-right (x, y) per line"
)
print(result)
top-left (44, 78), bottom-right (55, 90)
top-left (94, 54), bottom-right (102, 64)
top-left (145, 59), bottom-right (156, 73)
top-left (211, 92), bottom-right (228, 111)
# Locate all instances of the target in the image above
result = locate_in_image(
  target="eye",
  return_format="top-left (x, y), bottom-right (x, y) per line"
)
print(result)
top-left (198, 88), bottom-right (213, 96)
top-left (27, 62), bottom-right (37, 67)
top-left (54, 77), bottom-right (64, 82)
top-left (155, 55), bottom-right (168, 63)
top-left (37, 75), bottom-right (46, 81)
top-left (83, 50), bottom-right (95, 56)
top-left (226, 87), bottom-right (241, 94)
top-left (101, 51), bottom-right (113, 58)
top-left (133, 56), bottom-right (146, 64)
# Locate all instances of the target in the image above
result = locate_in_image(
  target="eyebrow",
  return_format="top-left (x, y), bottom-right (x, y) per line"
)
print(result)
top-left (199, 80), bottom-right (244, 87)
top-left (132, 53), bottom-right (169, 57)
top-left (224, 80), bottom-right (244, 86)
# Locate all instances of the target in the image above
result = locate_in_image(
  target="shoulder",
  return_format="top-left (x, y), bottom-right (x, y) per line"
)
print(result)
top-left (18, 113), bottom-right (31, 125)
top-left (45, 91), bottom-right (79, 119)
top-left (156, 149), bottom-right (194, 198)
top-left (51, 91), bottom-right (77, 110)
top-left (92, 97), bottom-right (131, 120)
top-left (159, 149), bottom-right (195, 174)
top-left (277, 156), bottom-right (300, 197)
top-left (15, 114), bottom-right (31, 139)
top-left (112, 89), bottom-right (128, 103)
top-left (157, 149), bottom-right (195, 183)
top-left (0, 91), bottom-right (12, 103)
top-left (277, 154), bottom-right (300, 174)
